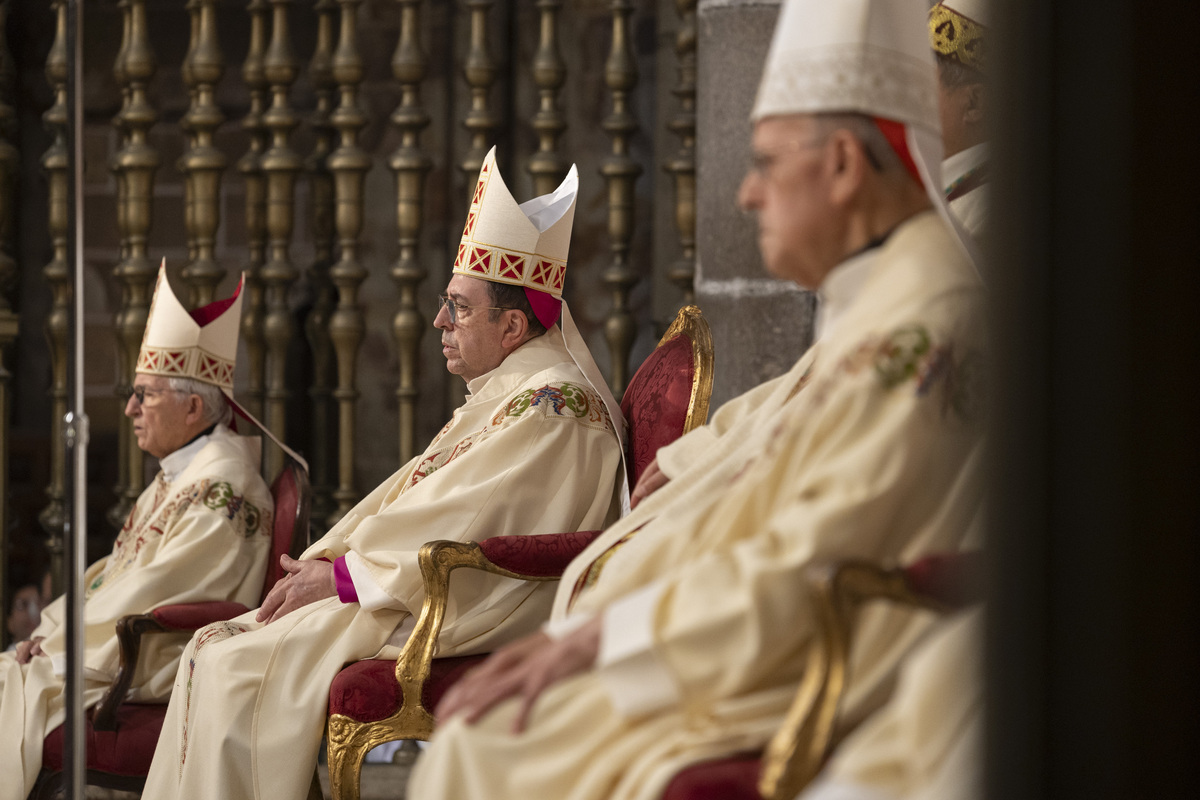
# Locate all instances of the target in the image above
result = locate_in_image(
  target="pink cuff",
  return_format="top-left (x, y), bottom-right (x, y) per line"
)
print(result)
top-left (333, 556), bottom-right (359, 604)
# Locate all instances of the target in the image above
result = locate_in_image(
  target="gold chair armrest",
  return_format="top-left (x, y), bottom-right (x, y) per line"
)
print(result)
top-left (758, 560), bottom-right (952, 800)
top-left (393, 539), bottom-right (561, 737)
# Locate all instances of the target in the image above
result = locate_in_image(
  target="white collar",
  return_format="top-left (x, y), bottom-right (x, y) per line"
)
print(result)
top-left (814, 247), bottom-right (878, 342)
top-left (159, 424), bottom-right (225, 483)
top-left (942, 142), bottom-right (989, 189)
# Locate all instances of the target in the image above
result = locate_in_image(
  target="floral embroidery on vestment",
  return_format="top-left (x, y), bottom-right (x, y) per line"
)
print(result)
top-left (87, 478), bottom-right (271, 597)
top-left (403, 382), bottom-right (614, 493)
top-left (805, 324), bottom-right (982, 422)
top-left (181, 620), bottom-right (252, 772)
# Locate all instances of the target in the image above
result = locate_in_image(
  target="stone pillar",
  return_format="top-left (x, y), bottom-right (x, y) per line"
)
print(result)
top-left (694, 0), bottom-right (814, 410)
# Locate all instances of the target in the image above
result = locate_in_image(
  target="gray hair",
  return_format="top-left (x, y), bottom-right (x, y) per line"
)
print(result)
top-left (165, 376), bottom-right (233, 427)
top-left (812, 112), bottom-right (909, 181)
top-left (937, 54), bottom-right (985, 89)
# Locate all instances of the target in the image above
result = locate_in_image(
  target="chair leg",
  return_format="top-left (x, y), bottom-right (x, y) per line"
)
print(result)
top-left (327, 716), bottom-right (376, 800)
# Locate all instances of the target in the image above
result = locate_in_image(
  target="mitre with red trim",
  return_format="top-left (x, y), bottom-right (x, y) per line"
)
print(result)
top-left (454, 146), bottom-right (577, 329)
top-left (138, 261), bottom-right (307, 469)
top-left (137, 263), bottom-right (243, 391)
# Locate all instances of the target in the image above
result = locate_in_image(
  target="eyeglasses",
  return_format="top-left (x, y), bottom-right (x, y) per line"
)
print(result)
top-left (747, 138), bottom-right (827, 179)
top-left (436, 294), bottom-right (517, 325)
top-left (127, 385), bottom-right (188, 405)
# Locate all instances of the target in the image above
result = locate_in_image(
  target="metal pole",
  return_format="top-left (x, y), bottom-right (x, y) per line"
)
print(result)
top-left (63, 0), bottom-right (88, 796)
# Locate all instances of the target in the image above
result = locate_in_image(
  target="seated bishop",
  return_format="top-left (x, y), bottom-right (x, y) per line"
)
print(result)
top-left (408, 0), bottom-right (985, 798)
top-left (139, 148), bottom-right (626, 800)
top-left (0, 267), bottom-right (280, 800)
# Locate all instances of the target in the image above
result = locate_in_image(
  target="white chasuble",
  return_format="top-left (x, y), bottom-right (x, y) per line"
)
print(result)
top-left (410, 211), bottom-right (987, 800)
top-left (141, 326), bottom-right (624, 800)
top-left (801, 608), bottom-right (983, 800)
top-left (0, 426), bottom-right (271, 800)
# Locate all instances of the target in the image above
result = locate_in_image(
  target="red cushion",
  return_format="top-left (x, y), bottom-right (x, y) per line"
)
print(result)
top-left (620, 333), bottom-right (695, 487)
top-left (327, 654), bottom-right (487, 722)
top-left (903, 551), bottom-right (985, 609)
top-left (478, 531), bottom-right (603, 577)
top-left (661, 753), bottom-right (763, 800)
top-left (266, 464), bottom-right (302, 599)
top-left (151, 601), bottom-right (250, 631)
top-left (43, 704), bottom-right (166, 776)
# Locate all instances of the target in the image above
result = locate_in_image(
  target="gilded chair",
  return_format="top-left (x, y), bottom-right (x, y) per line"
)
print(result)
top-left (660, 551), bottom-right (985, 800)
top-left (35, 456), bottom-right (312, 798)
top-left (325, 304), bottom-right (714, 800)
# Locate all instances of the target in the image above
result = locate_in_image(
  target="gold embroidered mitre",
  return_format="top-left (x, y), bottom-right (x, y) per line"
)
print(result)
top-left (137, 261), bottom-right (243, 392)
top-left (929, 0), bottom-right (988, 73)
top-left (453, 146), bottom-right (578, 300)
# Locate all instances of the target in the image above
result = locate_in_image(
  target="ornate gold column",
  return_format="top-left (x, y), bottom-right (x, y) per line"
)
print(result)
top-left (238, 0), bottom-right (271, 421)
top-left (390, 0), bottom-right (430, 464)
top-left (600, 0), bottom-right (643, 396)
top-left (260, 0), bottom-right (302, 479)
top-left (0, 0), bottom-right (18, 611)
top-left (527, 0), bottom-right (565, 196)
top-left (179, 0), bottom-right (227, 307)
top-left (108, 0), bottom-right (160, 529)
top-left (665, 0), bottom-right (697, 304)
top-left (40, 0), bottom-right (70, 589)
top-left (327, 0), bottom-right (371, 523)
top-left (460, 0), bottom-right (498, 182)
top-left (304, 0), bottom-right (338, 531)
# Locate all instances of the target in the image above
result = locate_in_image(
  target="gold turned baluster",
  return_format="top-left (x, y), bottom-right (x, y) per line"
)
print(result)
top-left (180, 0), bottom-right (227, 307)
top-left (601, 0), bottom-right (643, 397)
top-left (528, 0), bottom-right (565, 196)
top-left (460, 0), bottom-right (498, 182)
top-left (260, 0), bottom-right (302, 479)
top-left (305, 0), bottom-right (338, 533)
top-left (239, 0), bottom-right (270, 422)
top-left (39, 0), bottom-right (69, 590)
top-left (665, 0), bottom-right (696, 304)
top-left (327, 0), bottom-right (371, 523)
top-left (109, 0), bottom-right (161, 530)
top-left (108, 0), bottom-right (132, 530)
top-left (390, 0), bottom-right (431, 464)
top-left (0, 0), bottom-right (19, 585)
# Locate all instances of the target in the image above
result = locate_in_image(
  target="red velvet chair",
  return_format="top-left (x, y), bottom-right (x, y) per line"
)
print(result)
top-left (659, 551), bottom-right (986, 800)
top-left (325, 304), bottom-right (714, 800)
top-left (34, 455), bottom-right (312, 798)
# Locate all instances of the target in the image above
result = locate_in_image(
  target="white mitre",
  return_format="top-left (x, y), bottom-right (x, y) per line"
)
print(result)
top-left (138, 261), bottom-right (307, 470)
top-left (453, 149), bottom-right (629, 487)
top-left (455, 146), bottom-right (576, 310)
top-left (751, 0), bottom-right (978, 263)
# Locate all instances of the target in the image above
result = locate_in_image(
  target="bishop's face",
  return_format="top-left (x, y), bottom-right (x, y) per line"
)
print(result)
top-left (434, 274), bottom-right (513, 383)
top-left (125, 375), bottom-right (195, 459)
top-left (737, 115), bottom-right (845, 291)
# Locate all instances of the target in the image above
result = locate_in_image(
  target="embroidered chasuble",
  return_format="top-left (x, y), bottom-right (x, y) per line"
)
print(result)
top-left (0, 426), bottom-right (271, 800)
top-left (140, 326), bottom-right (623, 800)
top-left (409, 211), bottom-right (987, 800)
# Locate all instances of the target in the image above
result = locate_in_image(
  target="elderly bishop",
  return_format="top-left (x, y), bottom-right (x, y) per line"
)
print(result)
top-left (0, 270), bottom-right (276, 800)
